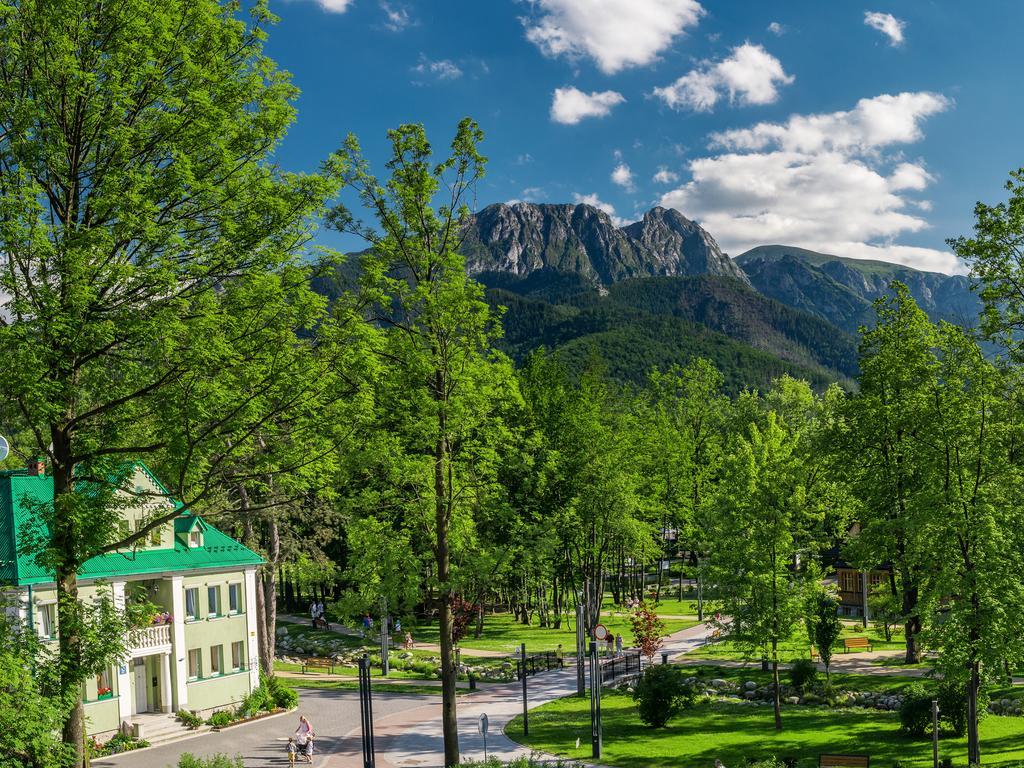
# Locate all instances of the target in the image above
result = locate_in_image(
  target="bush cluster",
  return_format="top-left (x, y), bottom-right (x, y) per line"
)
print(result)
top-left (178, 754), bottom-right (243, 768)
top-left (899, 681), bottom-right (987, 738)
top-left (788, 659), bottom-right (818, 692)
top-left (632, 665), bottom-right (698, 728)
top-left (176, 710), bottom-right (203, 729)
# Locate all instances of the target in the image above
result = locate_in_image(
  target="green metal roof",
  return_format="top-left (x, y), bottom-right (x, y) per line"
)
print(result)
top-left (0, 463), bottom-right (262, 586)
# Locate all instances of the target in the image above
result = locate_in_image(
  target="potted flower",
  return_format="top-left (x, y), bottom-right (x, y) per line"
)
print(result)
top-left (97, 686), bottom-right (113, 700)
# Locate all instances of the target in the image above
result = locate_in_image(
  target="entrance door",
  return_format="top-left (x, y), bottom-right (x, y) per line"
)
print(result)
top-left (133, 659), bottom-right (148, 714)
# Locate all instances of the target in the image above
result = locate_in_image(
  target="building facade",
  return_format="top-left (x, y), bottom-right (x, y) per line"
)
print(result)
top-left (0, 461), bottom-right (263, 738)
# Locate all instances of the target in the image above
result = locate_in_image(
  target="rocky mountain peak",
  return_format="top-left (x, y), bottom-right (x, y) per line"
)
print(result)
top-left (462, 201), bottom-right (750, 286)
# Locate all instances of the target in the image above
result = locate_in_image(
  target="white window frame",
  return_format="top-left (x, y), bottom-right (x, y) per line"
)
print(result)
top-left (38, 601), bottom-right (57, 639)
top-left (207, 585), bottom-right (221, 618)
top-left (228, 583), bottom-right (241, 615)
top-left (231, 640), bottom-right (244, 672)
top-left (209, 644), bottom-right (223, 676)
top-left (184, 587), bottom-right (199, 621)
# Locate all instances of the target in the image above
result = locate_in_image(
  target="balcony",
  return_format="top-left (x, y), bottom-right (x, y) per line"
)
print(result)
top-left (129, 624), bottom-right (172, 656)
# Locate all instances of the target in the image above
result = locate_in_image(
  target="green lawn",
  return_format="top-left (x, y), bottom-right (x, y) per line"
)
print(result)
top-left (409, 611), bottom-right (699, 654)
top-left (678, 664), bottom-right (928, 696)
top-left (506, 690), bottom-right (1024, 767)
top-left (274, 647), bottom-right (514, 681)
top-left (687, 623), bottom-right (904, 663)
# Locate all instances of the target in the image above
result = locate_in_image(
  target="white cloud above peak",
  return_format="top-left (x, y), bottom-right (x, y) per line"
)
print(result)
top-left (659, 92), bottom-right (960, 273)
top-left (573, 192), bottom-right (625, 226)
top-left (653, 168), bottom-right (680, 184)
top-left (652, 43), bottom-right (794, 112)
top-left (611, 162), bottom-right (635, 191)
top-left (522, 0), bottom-right (705, 74)
top-left (864, 11), bottom-right (906, 46)
top-left (312, 0), bottom-right (354, 12)
top-left (767, 22), bottom-right (785, 36)
top-left (551, 87), bottom-right (625, 124)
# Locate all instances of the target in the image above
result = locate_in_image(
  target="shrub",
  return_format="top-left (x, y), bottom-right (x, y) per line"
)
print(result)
top-left (176, 710), bottom-right (203, 729)
top-left (206, 710), bottom-right (235, 728)
top-left (267, 674), bottom-right (299, 709)
top-left (937, 680), bottom-right (988, 737)
top-left (178, 754), bottom-right (244, 768)
top-left (237, 685), bottom-right (270, 718)
top-left (632, 665), bottom-right (697, 728)
top-left (898, 683), bottom-right (933, 738)
top-left (789, 659), bottom-right (818, 692)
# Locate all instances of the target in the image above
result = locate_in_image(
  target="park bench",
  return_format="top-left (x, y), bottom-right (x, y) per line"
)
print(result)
top-left (819, 754), bottom-right (869, 768)
top-left (300, 657), bottom-right (335, 674)
top-left (809, 645), bottom-right (819, 660)
top-left (843, 637), bottom-right (873, 653)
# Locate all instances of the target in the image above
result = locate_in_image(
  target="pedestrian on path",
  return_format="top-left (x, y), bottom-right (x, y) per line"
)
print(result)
top-left (310, 601), bottom-right (319, 628)
top-left (615, 633), bottom-right (623, 656)
top-left (295, 715), bottom-right (315, 764)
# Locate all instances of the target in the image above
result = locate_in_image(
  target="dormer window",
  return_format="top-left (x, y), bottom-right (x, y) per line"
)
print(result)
top-left (188, 530), bottom-right (203, 548)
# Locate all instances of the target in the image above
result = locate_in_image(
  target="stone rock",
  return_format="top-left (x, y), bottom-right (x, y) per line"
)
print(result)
top-left (786, 696), bottom-right (800, 705)
top-left (744, 681), bottom-right (758, 691)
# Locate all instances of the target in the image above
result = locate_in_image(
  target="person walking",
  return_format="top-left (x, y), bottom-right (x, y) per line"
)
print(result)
top-left (615, 633), bottom-right (623, 657)
top-left (309, 601), bottom-right (318, 628)
top-left (295, 715), bottom-right (315, 764)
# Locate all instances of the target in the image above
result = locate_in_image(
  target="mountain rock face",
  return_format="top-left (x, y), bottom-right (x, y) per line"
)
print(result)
top-left (737, 245), bottom-right (981, 332)
top-left (462, 202), bottom-right (750, 286)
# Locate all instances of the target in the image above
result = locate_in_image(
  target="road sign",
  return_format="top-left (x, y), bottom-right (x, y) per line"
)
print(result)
top-left (593, 623), bottom-right (609, 641)
top-left (478, 713), bottom-right (488, 735)
top-left (0, 435), bottom-right (8, 462)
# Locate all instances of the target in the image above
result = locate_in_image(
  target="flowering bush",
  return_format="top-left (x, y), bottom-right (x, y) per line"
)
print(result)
top-left (629, 600), bottom-right (666, 662)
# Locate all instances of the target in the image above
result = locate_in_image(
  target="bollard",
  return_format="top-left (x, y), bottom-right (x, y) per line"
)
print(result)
top-left (661, 652), bottom-right (669, 665)
top-left (761, 656), bottom-right (769, 672)
top-left (468, 673), bottom-right (476, 691)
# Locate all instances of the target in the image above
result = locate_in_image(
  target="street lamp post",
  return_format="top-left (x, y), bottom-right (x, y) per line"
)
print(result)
top-left (588, 641), bottom-right (602, 759)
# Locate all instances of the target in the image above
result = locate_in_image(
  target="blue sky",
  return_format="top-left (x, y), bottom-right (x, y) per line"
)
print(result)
top-left (265, 0), bottom-right (1024, 274)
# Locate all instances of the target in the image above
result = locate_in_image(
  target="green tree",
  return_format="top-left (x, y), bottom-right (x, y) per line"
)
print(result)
top-left (0, 617), bottom-right (66, 768)
top-left (0, 2), bottom-right (345, 760)
top-left (837, 285), bottom-right (938, 663)
top-left (918, 324), bottom-right (1024, 764)
top-left (806, 587), bottom-right (842, 684)
top-left (708, 410), bottom-right (825, 731)
top-left (329, 119), bottom-right (516, 767)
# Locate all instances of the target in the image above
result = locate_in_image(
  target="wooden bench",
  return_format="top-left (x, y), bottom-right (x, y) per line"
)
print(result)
top-left (809, 645), bottom-right (819, 660)
top-left (820, 754), bottom-right (869, 768)
top-left (843, 637), bottom-right (873, 653)
top-left (300, 657), bottom-right (335, 674)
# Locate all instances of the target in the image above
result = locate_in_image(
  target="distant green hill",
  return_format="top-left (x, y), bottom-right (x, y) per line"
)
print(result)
top-left (483, 271), bottom-right (856, 392)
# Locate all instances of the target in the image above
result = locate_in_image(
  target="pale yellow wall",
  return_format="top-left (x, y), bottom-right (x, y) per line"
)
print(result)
top-left (84, 698), bottom-right (121, 736)
top-left (113, 467), bottom-right (176, 552)
top-left (185, 670), bottom-right (251, 713)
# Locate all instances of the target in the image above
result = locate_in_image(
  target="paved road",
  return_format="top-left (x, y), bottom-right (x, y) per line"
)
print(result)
top-left (92, 689), bottom-right (432, 768)
top-left (371, 623), bottom-right (715, 768)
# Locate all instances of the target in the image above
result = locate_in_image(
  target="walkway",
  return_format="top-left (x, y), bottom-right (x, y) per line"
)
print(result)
top-left (357, 623), bottom-right (715, 768)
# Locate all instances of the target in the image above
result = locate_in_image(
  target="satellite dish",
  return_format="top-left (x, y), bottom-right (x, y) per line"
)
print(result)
top-left (0, 435), bottom-right (8, 462)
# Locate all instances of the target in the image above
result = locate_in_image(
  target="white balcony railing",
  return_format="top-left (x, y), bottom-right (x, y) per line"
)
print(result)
top-left (130, 624), bottom-right (172, 653)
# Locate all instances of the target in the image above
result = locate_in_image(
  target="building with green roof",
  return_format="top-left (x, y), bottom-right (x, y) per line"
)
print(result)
top-left (1, 461), bottom-right (264, 739)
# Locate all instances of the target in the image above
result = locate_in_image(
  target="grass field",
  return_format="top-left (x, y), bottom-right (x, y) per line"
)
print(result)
top-left (686, 623), bottom-right (904, 663)
top-left (409, 611), bottom-right (699, 654)
top-left (678, 664), bottom-right (927, 695)
top-left (280, 678), bottom-right (472, 696)
top-left (506, 690), bottom-right (1024, 767)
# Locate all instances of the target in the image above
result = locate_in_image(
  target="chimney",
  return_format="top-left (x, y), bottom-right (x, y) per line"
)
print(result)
top-left (28, 457), bottom-right (46, 476)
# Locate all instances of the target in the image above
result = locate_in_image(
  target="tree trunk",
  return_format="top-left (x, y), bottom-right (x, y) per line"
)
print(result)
top-left (772, 636), bottom-right (782, 731)
top-left (967, 658), bottom-right (981, 765)
top-left (902, 581), bottom-right (921, 664)
top-left (434, 383), bottom-right (459, 767)
top-left (258, 520), bottom-right (281, 675)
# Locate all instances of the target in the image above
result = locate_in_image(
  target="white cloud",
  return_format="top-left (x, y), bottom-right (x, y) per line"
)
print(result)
top-left (611, 162), bottom-right (635, 192)
top-left (864, 11), bottom-right (905, 46)
top-left (522, 0), bottom-right (705, 74)
top-left (573, 192), bottom-right (626, 226)
top-left (710, 91), bottom-right (950, 153)
top-left (312, 0), bottom-right (354, 11)
top-left (380, 1), bottom-right (413, 31)
top-left (659, 92), bottom-right (961, 273)
top-left (515, 153), bottom-right (534, 166)
top-left (653, 167), bottom-right (680, 184)
top-left (550, 87), bottom-right (625, 125)
top-left (652, 43), bottom-right (794, 112)
top-left (767, 21), bottom-right (785, 36)
top-left (411, 56), bottom-right (462, 82)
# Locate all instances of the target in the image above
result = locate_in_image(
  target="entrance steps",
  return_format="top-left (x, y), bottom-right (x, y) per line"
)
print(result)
top-left (130, 712), bottom-right (203, 747)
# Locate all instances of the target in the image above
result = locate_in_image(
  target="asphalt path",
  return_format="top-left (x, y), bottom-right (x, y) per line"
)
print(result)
top-left (91, 688), bottom-right (432, 768)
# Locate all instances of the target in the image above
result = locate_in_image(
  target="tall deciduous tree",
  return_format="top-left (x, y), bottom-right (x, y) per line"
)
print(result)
top-left (0, 2), bottom-right (346, 760)
top-left (329, 119), bottom-right (516, 767)
top-left (919, 325), bottom-right (1024, 765)
top-left (838, 284), bottom-right (937, 663)
top-left (708, 406), bottom-right (825, 731)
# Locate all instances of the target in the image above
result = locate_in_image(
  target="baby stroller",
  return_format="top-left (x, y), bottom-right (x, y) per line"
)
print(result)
top-left (289, 734), bottom-right (314, 765)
